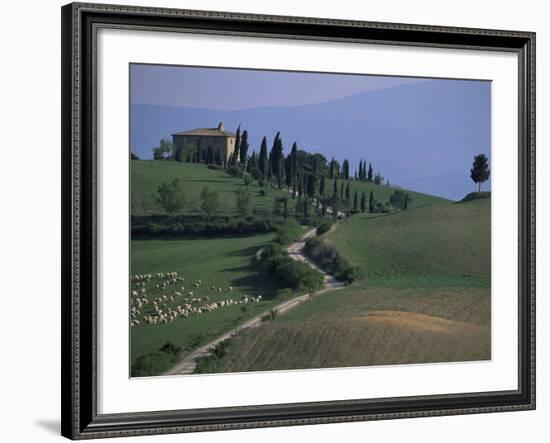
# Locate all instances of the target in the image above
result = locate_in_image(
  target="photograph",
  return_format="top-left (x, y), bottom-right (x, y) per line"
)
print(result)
top-left (129, 64), bottom-right (492, 378)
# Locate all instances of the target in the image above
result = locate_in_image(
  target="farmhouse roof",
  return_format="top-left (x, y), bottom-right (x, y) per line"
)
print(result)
top-left (172, 122), bottom-right (235, 138)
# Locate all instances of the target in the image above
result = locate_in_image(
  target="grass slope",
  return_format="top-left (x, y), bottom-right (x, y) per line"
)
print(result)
top-left (131, 233), bottom-right (280, 365)
top-left (199, 199), bottom-right (491, 373)
top-left (325, 177), bottom-right (450, 209)
top-left (131, 160), bottom-right (288, 215)
top-left (328, 198), bottom-right (491, 286)
top-left (214, 286), bottom-right (490, 372)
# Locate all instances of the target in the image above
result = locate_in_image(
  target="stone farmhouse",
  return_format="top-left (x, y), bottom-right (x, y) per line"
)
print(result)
top-left (172, 122), bottom-right (236, 163)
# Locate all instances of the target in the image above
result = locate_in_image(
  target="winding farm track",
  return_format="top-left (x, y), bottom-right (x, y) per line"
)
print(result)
top-left (163, 227), bottom-right (345, 376)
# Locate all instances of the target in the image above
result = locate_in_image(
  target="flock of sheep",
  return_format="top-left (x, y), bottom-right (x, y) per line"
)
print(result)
top-left (130, 272), bottom-right (263, 327)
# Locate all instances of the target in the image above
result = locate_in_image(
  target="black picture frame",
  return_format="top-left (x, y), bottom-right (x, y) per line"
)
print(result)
top-left (61, 2), bottom-right (536, 439)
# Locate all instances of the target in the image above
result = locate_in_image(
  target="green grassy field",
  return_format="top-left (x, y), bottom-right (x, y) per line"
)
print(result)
top-left (198, 199), bottom-right (491, 373)
top-left (131, 160), bottom-right (288, 215)
top-left (130, 233), bottom-right (281, 367)
top-left (325, 177), bottom-right (450, 209)
top-left (327, 198), bottom-right (491, 286)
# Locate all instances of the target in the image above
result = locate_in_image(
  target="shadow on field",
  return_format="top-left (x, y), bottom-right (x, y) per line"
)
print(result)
top-left (219, 266), bottom-right (277, 300)
top-left (224, 245), bottom-right (260, 258)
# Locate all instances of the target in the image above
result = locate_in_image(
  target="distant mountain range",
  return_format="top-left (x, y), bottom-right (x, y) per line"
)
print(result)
top-left (131, 80), bottom-right (491, 201)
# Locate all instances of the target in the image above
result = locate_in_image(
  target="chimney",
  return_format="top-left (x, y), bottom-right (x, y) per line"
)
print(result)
top-left (217, 122), bottom-right (224, 131)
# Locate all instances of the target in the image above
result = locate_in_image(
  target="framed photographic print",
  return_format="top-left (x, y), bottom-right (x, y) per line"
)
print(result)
top-left (61, 2), bottom-right (536, 439)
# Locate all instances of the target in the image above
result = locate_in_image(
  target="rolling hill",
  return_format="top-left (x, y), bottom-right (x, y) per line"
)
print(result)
top-left (327, 198), bottom-right (491, 285)
top-left (195, 199), bottom-right (491, 373)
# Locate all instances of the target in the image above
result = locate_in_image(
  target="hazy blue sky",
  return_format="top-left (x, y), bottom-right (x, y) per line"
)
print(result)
top-left (130, 64), bottom-right (426, 110)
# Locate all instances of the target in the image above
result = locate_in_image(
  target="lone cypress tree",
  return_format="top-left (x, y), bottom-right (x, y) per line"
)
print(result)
top-left (258, 136), bottom-right (268, 179)
top-left (470, 153), bottom-right (490, 192)
top-left (360, 192), bottom-right (367, 213)
top-left (239, 129), bottom-right (249, 165)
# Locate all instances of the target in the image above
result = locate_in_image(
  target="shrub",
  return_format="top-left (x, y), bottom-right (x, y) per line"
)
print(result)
top-left (235, 188), bottom-right (252, 215)
top-left (258, 242), bottom-right (323, 293)
top-left (260, 242), bottom-right (284, 262)
top-left (304, 240), bottom-right (361, 284)
top-left (131, 352), bottom-right (172, 377)
top-left (132, 217), bottom-right (277, 239)
top-left (304, 237), bottom-right (321, 252)
top-left (193, 338), bottom-right (234, 374)
top-left (156, 179), bottom-right (185, 214)
top-left (316, 220), bottom-right (332, 236)
top-left (131, 342), bottom-right (182, 377)
top-left (159, 342), bottom-right (181, 356)
top-left (274, 218), bottom-right (302, 245)
top-left (226, 165), bottom-right (243, 178)
top-left (200, 186), bottom-right (219, 217)
top-left (250, 167), bottom-right (262, 180)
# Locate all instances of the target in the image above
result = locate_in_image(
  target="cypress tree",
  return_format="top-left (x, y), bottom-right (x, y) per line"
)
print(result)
top-left (367, 163), bottom-right (373, 182)
top-left (234, 125), bottom-right (241, 161)
top-left (329, 157), bottom-right (335, 179)
top-left (258, 137), bottom-right (268, 179)
top-left (369, 191), bottom-right (375, 213)
top-left (270, 132), bottom-right (284, 188)
top-left (284, 154), bottom-right (292, 188)
top-left (319, 175), bottom-right (326, 196)
top-left (239, 129), bottom-right (249, 165)
top-left (306, 174), bottom-right (316, 198)
top-left (360, 192), bottom-right (367, 213)
top-left (342, 159), bottom-right (350, 180)
top-left (290, 142), bottom-right (299, 191)
top-left (248, 151), bottom-right (257, 172)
